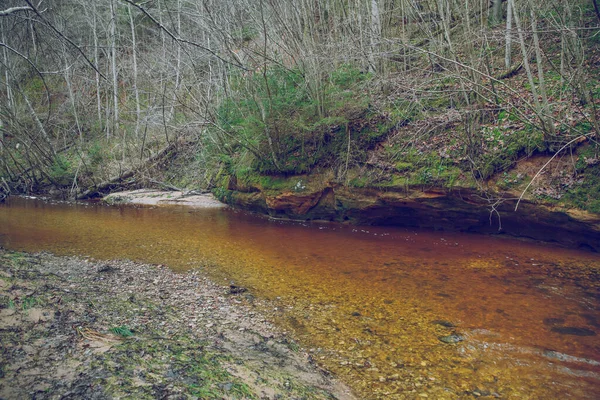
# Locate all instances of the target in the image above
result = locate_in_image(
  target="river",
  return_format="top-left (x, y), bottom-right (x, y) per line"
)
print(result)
top-left (1, 196), bottom-right (599, 399)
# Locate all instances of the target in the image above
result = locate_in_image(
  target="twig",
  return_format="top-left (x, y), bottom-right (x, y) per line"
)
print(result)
top-left (119, 0), bottom-right (248, 71)
top-left (23, 0), bottom-right (106, 80)
top-left (515, 135), bottom-right (586, 211)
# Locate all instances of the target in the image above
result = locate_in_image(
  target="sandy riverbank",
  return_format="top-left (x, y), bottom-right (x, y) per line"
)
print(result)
top-left (103, 189), bottom-right (226, 208)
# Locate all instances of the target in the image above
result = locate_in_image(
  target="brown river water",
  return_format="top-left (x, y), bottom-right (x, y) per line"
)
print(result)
top-left (1, 196), bottom-right (599, 399)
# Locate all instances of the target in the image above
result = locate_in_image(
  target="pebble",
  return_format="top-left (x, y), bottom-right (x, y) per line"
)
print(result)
top-left (439, 334), bottom-right (465, 344)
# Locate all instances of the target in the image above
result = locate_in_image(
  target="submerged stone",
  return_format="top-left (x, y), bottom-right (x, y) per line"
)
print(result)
top-left (543, 317), bottom-right (565, 326)
top-left (438, 334), bottom-right (465, 344)
top-left (432, 320), bottom-right (455, 328)
top-left (550, 326), bottom-right (596, 336)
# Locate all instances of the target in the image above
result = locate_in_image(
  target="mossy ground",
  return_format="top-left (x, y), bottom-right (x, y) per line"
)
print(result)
top-left (0, 249), bottom-right (353, 399)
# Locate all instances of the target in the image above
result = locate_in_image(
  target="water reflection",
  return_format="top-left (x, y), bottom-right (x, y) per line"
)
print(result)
top-left (1, 197), bottom-right (599, 398)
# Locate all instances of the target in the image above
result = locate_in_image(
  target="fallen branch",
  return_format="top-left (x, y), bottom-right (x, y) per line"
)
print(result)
top-left (146, 179), bottom-right (211, 197)
top-left (497, 63), bottom-right (523, 80)
top-left (147, 179), bottom-right (183, 192)
top-left (76, 143), bottom-right (177, 200)
top-left (0, 177), bottom-right (10, 202)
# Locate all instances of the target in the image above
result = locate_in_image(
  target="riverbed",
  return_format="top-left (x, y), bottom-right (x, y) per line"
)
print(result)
top-left (1, 196), bottom-right (599, 399)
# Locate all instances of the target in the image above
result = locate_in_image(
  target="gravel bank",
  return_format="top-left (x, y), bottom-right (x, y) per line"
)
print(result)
top-left (0, 248), bottom-right (354, 399)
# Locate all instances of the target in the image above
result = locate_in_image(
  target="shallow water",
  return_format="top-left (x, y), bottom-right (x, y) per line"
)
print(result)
top-left (1, 197), bottom-right (599, 398)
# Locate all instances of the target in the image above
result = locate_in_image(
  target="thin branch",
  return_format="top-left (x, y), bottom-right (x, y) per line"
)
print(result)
top-left (0, 6), bottom-right (33, 16)
top-left (22, 0), bottom-right (106, 80)
top-left (119, 0), bottom-right (249, 71)
top-left (0, 42), bottom-right (51, 117)
top-left (515, 135), bottom-right (587, 211)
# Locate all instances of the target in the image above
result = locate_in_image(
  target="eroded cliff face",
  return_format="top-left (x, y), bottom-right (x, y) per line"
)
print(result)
top-left (223, 175), bottom-right (600, 252)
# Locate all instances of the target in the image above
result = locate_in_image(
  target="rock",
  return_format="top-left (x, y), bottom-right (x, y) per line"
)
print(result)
top-left (97, 264), bottom-right (118, 273)
top-left (438, 334), bottom-right (465, 344)
top-left (543, 317), bottom-right (565, 326)
top-left (265, 190), bottom-right (324, 216)
top-left (27, 308), bottom-right (54, 323)
top-left (432, 320), bottom-right (455, 328)
top-left (228, 285), bottom-right (247, 295)
top-left (550, 326), bottom-right (596, 336)
top-left (0, 308), bottom-right (15, 317)
top-left (225, 178), bottom-right (600, 251)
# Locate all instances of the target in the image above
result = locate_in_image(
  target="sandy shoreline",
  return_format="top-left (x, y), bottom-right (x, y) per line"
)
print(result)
top-left (103, 189), bottom-right (226, 208)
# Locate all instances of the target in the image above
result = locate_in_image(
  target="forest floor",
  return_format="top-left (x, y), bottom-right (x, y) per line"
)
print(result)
top-left (0, 248), bottom-right (354, 400)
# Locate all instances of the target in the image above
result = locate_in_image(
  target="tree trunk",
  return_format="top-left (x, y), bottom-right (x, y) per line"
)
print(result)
top-left (91, 1), bottom-right (103, 131)
top-left (505, 0), bottom-right (512, 70)
top-left (128, 4), bottom-right (141, 137)
top-left (169, 0), bottom-right (182, 123)
top-left (511, 0), bottom-right (548, 135)
top-left (64, 56), bottom-right (82, 141)
top-left (491, 0), bottom-right (503, 25)
top-left (110, 0), bottom-right (119, 139)
top-left (369, 0), bottom-right (381, 73)
top-left (592, 0), bottom-right (600, 23)
top-left (529, 2), bottom-right (554, 136)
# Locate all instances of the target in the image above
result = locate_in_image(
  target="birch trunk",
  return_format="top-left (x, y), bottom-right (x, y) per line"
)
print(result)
top-left (109, 0), bottom-right (119, 139)
top-left (529, 4), bottom-right (553, 134)
top-left (128, 4), bottom-right (141, 137)
top-left (64, 58), bottom-right (82, 141)
top-left (169, 0), bottom-right (182, 123)
top-left (0, 19), bottom-right (13, 111)
top-left (369, 0), bottom-right (381, 74)
top-left (505, 0), bottom-right (512, 70)
top-left (91, 1), bottom-right (102, 130)
top-left (511, 0), bottom-right (547, 135)
top-left (491, 0), bottom-right (503, 25)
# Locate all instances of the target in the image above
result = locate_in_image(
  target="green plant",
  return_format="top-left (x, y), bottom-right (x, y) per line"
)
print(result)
top-left (560, 163), bottom-right (600, 213)
top-left (110, 325), bottom-right (134, 337)
top-left (215, 65), bottom-right (379, 175)
top-left (497, 171), bottom-right (524, 190)
top-left (21, 297), bottom-right (39, 311)
top-left (87, 142), bottom-right (105, 167)
top-left (49, 154), bottom-right (75, 186)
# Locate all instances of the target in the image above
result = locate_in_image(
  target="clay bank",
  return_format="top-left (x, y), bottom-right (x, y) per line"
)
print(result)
top-left (219, 172), bottom-right (600, 252)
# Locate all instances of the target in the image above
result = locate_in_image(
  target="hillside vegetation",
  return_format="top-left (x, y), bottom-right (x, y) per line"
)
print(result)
top-left (0, 0), bottom-right (599, 213)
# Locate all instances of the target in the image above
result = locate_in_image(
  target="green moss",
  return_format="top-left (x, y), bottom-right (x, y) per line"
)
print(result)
top-left (497, 171), bottom-right (525, 190)
top-left (49, 154), bottom-right (75, 186)
top-left (561, 163), bottom-right (600, 213)
top-left (472, 125), bottom-right (547, 179)
top-left (258, 175), bottom-right (290, 191)
top-left (395, 162), bottom-right (413, 172)
top-left (95, 336), bottom-right (256, 399)
top-left (374, 174), bottom-right (410, 188)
